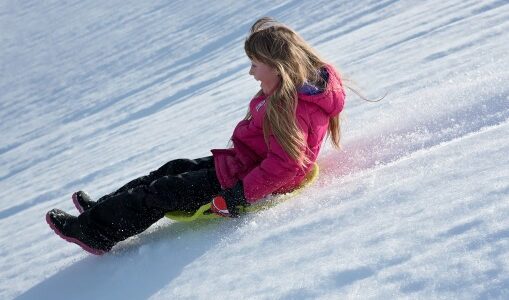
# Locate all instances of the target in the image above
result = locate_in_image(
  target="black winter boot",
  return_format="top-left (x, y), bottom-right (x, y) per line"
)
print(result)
top-left (46, 209), bottom-right (114, 255)
top-left (72, 191), bottom-right (95, 213)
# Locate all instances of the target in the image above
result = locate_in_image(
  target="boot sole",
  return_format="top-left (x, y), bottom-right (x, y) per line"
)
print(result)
top-left (45, 212), bottom-right (106, 256)
top-left (72, 192), bottom-right (85, 214)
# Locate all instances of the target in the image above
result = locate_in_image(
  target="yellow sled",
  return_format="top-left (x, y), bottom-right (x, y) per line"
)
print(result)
top-left (165, 163), bottom-right (319, 222)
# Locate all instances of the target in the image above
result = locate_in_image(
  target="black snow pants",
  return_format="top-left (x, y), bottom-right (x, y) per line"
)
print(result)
top-left (77, 156), bottom-right (222, 244)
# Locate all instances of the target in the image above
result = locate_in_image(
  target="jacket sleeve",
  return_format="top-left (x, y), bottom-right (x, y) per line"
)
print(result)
top-left (242, 115), bottom-right (309, 202)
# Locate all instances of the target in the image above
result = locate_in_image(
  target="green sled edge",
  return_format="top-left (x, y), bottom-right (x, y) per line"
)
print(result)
top-left (165, 163), bottom-right (320, 222)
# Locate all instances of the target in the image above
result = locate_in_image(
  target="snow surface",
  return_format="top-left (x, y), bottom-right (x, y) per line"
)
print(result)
top-left (1, 0), bottom-right (508, 299)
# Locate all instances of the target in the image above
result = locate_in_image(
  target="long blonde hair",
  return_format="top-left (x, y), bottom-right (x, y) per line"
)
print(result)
top-left (244, 17), bottom-right (341, 165)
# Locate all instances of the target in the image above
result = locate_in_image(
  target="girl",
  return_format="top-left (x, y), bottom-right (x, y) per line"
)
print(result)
top-left (46, 17), bottom-right (346, 255)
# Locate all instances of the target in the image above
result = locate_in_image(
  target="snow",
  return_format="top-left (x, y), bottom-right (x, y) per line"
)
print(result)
top-left (1, 0), bottom-right (508, 299)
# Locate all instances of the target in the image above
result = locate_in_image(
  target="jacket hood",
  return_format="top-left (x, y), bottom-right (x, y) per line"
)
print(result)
top-left (297, 64), bottom-right (345, 117)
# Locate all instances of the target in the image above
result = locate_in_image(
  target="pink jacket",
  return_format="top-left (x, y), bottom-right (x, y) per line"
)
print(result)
top-left (211, 64), bottom-right (345, 203)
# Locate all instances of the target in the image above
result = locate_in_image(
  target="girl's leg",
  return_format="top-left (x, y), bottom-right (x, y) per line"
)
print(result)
top-left (77, 167), bottom-right (221, 246)
top-left (74, 157), bottom-right (215, 212)
top-left (96, 156), bottom-right (215, 202)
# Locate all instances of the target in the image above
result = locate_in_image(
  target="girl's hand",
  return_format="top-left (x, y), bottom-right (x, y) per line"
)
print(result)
top-left (210, 195), bottom-right (232, 217)
top-left (210, 181), bottom-right (248, 218)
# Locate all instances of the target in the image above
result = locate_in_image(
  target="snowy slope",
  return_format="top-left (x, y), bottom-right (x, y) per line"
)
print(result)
top-left (1, 0), bottom-right (508, 299)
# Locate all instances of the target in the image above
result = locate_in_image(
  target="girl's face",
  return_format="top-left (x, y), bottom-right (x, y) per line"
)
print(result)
top-left (249, 59), bottom-right (280, 95)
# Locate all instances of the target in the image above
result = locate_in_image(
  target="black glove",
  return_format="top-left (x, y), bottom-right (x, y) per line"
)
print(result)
top-left (210, 181), bottom-right (248, 217)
